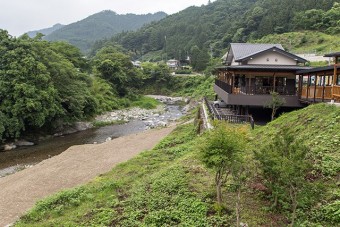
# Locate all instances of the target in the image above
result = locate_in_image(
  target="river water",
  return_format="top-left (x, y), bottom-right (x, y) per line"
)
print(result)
top-left (0, 104), bottom-right (183, 177)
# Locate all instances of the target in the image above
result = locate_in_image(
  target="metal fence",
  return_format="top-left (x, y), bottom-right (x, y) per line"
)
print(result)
top-left (203, 97), bottom-right (255, 129)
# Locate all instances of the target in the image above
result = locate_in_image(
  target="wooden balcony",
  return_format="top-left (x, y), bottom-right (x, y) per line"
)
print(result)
top-left (301, 86), bottom-right (332, 100)
top-left (215, 80), bottom-right (296, 95)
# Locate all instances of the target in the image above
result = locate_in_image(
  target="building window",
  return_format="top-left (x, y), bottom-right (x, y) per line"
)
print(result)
top-left (337, 74), bottom-right (340, 86)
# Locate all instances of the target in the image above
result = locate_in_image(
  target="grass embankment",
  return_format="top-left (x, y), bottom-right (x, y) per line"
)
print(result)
top-left (253, 103), bottom-right (340, 225)
top-left (16, 104), bottom-right (339, 226)
top-left (142, 75), bottom-right (215, 99)
top-left (256, 31), bottom-right (340, 55)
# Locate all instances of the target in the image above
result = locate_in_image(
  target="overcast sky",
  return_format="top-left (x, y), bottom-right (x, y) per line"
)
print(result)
top-left (0, 0), bottom-right (212, 36)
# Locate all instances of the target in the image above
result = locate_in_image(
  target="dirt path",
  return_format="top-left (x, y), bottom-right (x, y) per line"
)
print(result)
top-left (0, 125), bottom-right (176, 226)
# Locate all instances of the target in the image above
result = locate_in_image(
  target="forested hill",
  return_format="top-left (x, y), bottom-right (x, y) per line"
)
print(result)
top-left (27, 23), bottom-right (65, 38)
top-left (105, 0), bottom-right (338, 60)
top-left (45, 11), bottom-right (167, 53)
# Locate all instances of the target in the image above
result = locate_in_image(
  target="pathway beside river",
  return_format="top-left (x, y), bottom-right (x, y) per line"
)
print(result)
top-left (0, 125), bottom-right (176, 226)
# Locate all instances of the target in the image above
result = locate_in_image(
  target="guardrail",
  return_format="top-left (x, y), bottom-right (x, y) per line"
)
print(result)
top-left (203, 97), bottom-right (255, 129)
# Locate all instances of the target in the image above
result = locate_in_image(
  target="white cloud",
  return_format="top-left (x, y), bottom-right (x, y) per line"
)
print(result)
top-left (0, 0), bottom-right (211, 36)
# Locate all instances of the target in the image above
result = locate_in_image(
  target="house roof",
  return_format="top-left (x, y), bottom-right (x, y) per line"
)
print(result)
top-left (297, 65), bottom-right (340, 75)
top-left (224, 43), bottom-right (307, 65)
top-left (217, 65), bottom-right (312, 72)
top-left (224, 43), bottom-right (283, 64)
top-left (324, 52), bottom-right (340, 57)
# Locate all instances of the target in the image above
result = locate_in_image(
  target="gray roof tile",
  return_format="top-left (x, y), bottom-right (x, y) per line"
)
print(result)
top-left (231, 43), bottom-right (284, 61)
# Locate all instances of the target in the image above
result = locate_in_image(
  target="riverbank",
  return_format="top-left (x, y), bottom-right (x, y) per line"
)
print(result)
top-left (0, 97), bottom-right (188, 178)
top-left (0, 125), bottom-right (177, 226)
top-left (1, 96), bottom-right (189, 152)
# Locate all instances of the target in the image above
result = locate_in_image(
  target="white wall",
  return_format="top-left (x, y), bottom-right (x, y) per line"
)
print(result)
top-left (247, 52), bottom-right (297, 65)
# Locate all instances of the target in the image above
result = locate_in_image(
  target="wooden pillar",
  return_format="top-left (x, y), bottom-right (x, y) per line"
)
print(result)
top-left (322, 73), bottom-right (326, 102)
top-left (314, 74), bottom-right (317, 102)
top-left (298, 75), bottom-right (302, 98)
top-left (248, 75), bottom-right (251, 94)
top-left (306, 75), bottom-right (310, 100)
top-left (231, 74), bottom-right (235, 94)
top-left (273, 73), bottom-right (276, 92)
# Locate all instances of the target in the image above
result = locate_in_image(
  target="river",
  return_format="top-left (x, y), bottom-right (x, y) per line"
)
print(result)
top-left (0, 104), bottom-right (184, 177)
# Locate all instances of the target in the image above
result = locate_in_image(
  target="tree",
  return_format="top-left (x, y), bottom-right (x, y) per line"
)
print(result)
top-left (255, 128), bottom-right (311, 226)
top-left (265, 91), bottom-right (285, 121)
top-left (199, 122), bottom-right (247, 206)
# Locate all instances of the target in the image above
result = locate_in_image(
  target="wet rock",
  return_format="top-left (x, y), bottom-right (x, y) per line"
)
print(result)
top-left (15, 140), bottom-right (34, 147)
top-left (4, 144), bottom-right (17, 151)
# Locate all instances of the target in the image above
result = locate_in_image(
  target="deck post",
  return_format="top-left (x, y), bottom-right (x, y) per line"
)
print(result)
top-left (314, 74), bottom-right (317, 102)
top-left (322, 73), bottom-right (326, 102)
top-left (306, 75), bottom-right (310, 100)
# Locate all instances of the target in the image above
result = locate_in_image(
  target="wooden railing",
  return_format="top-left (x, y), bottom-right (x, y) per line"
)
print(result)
top-left (215, 79), bottom-right (232, 93)
top-left (333, 85), bottom-right (340, 99)
top-left (301, 86), bottom-right (332, 100)
top-left (203, 97), bottom-right (255, 129)
top-left (215, 80), bottom-right (296, 95)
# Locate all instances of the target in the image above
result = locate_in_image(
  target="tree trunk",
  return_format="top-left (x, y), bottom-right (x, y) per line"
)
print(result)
top-left (215, 171), bottom-right (223, 205)
top-left (271, 108), bottom-right (276, 121)
top-left (236, 186), bottom-right (241, 227)
top-left (290, 185), bottom-right (298, 227)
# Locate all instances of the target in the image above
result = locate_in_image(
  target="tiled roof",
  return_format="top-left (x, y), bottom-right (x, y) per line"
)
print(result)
top-left (224, 64), bottom-right (312, 72)
top-left (231, 43), bottom-right (284, 61)
top-left (324, 52), bottom-right (340, 57)
top-left (297, 65), bottom-right (340, 74)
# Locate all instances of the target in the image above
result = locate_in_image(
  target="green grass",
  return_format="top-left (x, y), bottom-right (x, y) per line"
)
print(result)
top-left (16, 121), bottom-right (273, 226)
top-left (253, 103), bottom-right (340, 226)
top-left (256, 31), bottom-right (340, 55)
top-left (92, 120), bottom-right (127, 127)
top-left (130, 96), bottom-right (160, 110)
top-left (15, 104), bottom-right (339, 226)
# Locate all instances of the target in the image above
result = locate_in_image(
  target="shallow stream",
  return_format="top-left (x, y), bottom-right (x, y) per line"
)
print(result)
top-left (0, 104), bottom-right (183, 177)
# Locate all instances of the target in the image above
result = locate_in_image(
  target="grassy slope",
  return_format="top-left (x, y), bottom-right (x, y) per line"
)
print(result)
top-left (16, 104), bottom-right (339, 226)
top-left (253, 103), bottom-right (340, 225)
top-left (256, 31), bottom-right (340, 55)
top-left (16, 120), bottom-right (273, 226)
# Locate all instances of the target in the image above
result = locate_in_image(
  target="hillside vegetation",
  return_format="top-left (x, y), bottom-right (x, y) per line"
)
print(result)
top-left (102, 0), bottom-right (338, 61)
top-left (256, 31), bottom-right (340, 55)
top-left (27, 24), bottom-right (65, 38)
top-left (0, 29), bottom-right (215, 142)
top-left (45, 11), bottom-right (167, 53)
top-left (16, 103), bottom-right (340, 226)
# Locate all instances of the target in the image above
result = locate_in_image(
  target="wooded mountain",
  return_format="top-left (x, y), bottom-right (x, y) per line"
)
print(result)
top-left (104, 0), bottom-right (338, 60)
top-left (44, 10), bottom-right (167, 53)
top-left (26, 23), bottom-right (65, 38)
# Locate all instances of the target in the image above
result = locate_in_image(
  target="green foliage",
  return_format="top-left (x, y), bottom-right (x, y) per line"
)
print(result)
top-left (0, 30), bottom-right (98, 140)
top-left (102, 0), bottom-right (338, 68)
top-left (253, 103), bottom-right (340, 225)
top-left (20, 186), bottom-right (90, 222)
top-left (93, 46), bottom-right (144, 97)
top-left (130, 96), bottom-right (160, 109)
top-left (45, 11), bottom-right (167, 53)
top-left (265, 91), bottom-right (286, 121)
top-left (199, 122), bottom-right (248, 205)
top-left (256, 31), bottom-right (340, 54)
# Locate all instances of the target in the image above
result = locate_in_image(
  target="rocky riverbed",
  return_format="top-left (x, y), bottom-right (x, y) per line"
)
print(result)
top-left (0, 96), bottom-right (191, 177)
top-left (2, 96), bottom-right (190, 152)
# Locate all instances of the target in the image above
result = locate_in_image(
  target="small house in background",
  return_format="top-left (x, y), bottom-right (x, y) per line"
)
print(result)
top-left (132, 61), bottom-right (141, 68)
top-left (297, 52), bottom-right (340, 103)
top-left (167, 59), bottom-right (180, 70)
top-left (215, 43), bottom-right (311, 115)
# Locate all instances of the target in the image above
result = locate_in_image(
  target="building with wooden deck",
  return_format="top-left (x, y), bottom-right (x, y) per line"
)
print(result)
top-left (214, 43), bottom-right (311, 115)
top-left (297, 52), bottom-right (340, 103)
